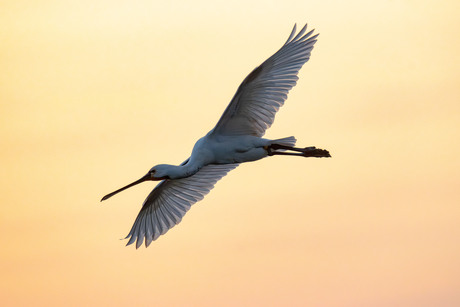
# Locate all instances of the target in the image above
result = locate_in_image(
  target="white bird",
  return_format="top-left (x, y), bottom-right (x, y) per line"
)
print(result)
top-left (101, 24), bottom-right (331, 248)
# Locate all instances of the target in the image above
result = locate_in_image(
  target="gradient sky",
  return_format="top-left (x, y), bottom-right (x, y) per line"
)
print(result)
top-left (1, 1), bottom-right (459, 306)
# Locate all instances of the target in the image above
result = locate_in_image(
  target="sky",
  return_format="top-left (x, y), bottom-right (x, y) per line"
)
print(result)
top-left (1, 0), bottom-right (459, 306)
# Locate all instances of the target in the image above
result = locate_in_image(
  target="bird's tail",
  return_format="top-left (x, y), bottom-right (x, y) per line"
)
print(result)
top-left (270, 136), bottom-right (297, 147)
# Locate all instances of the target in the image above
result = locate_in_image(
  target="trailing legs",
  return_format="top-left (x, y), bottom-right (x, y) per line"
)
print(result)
top-left (266, 144), bottom-right (331, 158)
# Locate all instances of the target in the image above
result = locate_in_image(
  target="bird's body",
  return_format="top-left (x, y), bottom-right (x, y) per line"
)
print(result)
top-left (183, 134), bottom-right (288, 166)
top-left (102, 24), bottom-right (331, 248)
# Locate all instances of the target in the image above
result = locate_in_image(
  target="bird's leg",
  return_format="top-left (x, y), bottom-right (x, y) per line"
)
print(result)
top-left (266, 144), bottom-right (331, 158)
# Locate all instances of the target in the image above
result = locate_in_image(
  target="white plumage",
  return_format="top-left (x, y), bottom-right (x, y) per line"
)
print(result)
top-left (127, 163), bottom-right (238, 247)
top-left (213, 25), bottom-right (317, 137)
top-left (101, 24), bottom-right (331, 248)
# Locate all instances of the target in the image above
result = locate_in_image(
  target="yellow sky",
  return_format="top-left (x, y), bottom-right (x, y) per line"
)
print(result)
top-left (1, 0), bottom-right (459, 306)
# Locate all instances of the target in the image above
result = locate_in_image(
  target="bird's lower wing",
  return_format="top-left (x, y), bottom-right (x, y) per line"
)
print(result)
top-left (125, 163), bottom-right (239, 248)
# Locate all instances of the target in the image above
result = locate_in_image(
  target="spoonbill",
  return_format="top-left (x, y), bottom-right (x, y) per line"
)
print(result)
top-left (102, 24), bottom-right (331, 248)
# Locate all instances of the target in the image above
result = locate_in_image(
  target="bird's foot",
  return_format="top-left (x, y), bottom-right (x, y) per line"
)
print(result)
top-left (266, 144), bottom-right (331, 158)
top-left (302, 147), bottom-right (331, 158)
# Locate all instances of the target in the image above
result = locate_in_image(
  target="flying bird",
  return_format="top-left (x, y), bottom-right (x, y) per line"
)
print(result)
top-left (101, 24), bottom-right (331, 248)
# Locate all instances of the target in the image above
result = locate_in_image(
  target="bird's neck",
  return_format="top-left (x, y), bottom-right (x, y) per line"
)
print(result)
top-left (163, 162), bottom-right (200, 180)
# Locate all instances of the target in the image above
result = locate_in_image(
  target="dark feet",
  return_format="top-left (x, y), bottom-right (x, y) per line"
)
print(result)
top-left (266, 144), bottom-right (331, 158)
top-left (301, 147), bottom-right (331, 158)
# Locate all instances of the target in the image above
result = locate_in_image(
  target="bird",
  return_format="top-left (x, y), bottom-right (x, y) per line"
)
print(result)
top-left (101, 24), bottom-right (331, 248)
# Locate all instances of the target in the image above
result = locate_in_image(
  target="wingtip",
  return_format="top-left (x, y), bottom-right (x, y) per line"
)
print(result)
top-left (285, 24), bottom-right (298, 45)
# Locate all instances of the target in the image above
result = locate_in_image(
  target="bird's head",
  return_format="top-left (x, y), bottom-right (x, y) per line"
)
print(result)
top-left (100, 165), bottom-right (167, 202)
top-left (148, 164), bottom-right (175, 179)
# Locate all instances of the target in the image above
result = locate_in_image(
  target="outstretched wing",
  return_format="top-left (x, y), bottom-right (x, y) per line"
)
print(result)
top-left (211, 24), bottom-right (318, 137)
top-left (125, 163), bottom-right (239, 248)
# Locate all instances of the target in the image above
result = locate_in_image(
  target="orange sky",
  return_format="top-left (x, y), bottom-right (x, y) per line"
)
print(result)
top-left (1, 1), bottom-right (459, 306)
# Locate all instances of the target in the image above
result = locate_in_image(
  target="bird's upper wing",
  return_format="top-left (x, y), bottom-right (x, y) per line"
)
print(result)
top-left (125, 163), bottom-right (239, 248)
top-left (211, 24), bottom-right (318, 137)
